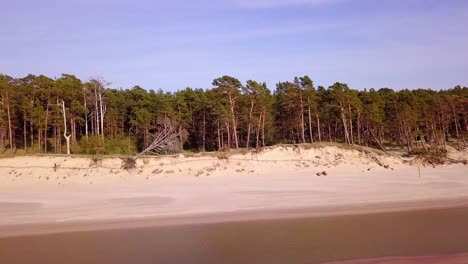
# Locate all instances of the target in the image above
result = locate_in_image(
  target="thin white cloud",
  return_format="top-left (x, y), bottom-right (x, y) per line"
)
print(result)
top-left (180, 21), bottom-right (338, 43)
top-left (234, 0), bottom-right (344, 9)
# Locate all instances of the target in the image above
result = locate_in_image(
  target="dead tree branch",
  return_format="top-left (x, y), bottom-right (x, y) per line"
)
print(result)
top-left (58, 100), bottom-right (71, 155)
top-left (135, 118), bottom-right (184, 159)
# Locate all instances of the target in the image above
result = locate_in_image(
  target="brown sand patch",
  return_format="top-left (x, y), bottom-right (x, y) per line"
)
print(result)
top-left (322, 253), bottom-right (468, 264)
top-left (0, 202), bottom-right (43, 211)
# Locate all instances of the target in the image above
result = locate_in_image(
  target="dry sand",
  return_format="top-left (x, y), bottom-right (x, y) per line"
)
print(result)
top-left (0, 145), bottom-right (467, 237)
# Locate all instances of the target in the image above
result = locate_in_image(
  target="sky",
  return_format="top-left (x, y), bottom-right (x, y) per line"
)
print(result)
top-left (1, 0), bottom-right (468, 91)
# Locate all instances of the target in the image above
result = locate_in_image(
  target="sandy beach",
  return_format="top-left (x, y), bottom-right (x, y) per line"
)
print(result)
top-left (0, 145), bottom-right (467, 238)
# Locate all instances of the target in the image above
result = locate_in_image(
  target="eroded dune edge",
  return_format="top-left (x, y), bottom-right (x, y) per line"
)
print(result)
top-left (0, 145), bottom-right (467, 237)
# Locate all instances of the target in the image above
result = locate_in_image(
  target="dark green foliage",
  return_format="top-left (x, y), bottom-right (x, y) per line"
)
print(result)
top-left (409, 147), bottom-right (447, 157)
top-left (75, 136), bottom-right (137, 155)
top-left (0, 72), bottom-right (466, 155)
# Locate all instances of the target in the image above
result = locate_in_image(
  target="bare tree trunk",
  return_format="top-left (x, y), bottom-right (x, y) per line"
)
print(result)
top-left (38, 128), bottom-right (41, 152)
top-left (71, 117), bottom-right (76, 145)
top-left (357, 110), bottom-right (361, 145)
top-left (44, 104), bottom-right (49, 152)
top-left (340, 105), bottom-right (350, 144)
top-left (30, 117), bottom-right (34, 148)
top-left (334, 121), bottom-right (339, 142)
top-left (408, 128), bottom-right (413, 150)
top-left (11, 130), bottom-right (15, 149)
top-left (202, 111), bottom-right (206, 151)
top-left (399, 122), bottom-right (406, 150)
top-left (246, 98), bottom-right (254, 148)
top-left (228, 94), bottom-right (238, 149)
top-left (23, 116), bottom-right (27, 149)
top-left (262, 111), bottom-right (266, 147)
top-left (217, 121), bottom-right (221, 151)
top-left (365, 124), bottom-right (369, 147)
top-left (255, 112), bottom-right (262, 149)
top-left (299, 92), bottom-right (305, 143)
top-left (369, 128), bottom-right (386, 152)
top-left (452, 107), bottom-right (461, 150)
top-left (431, 119), bottom-right (439, 147)
top-left (94, 86), bottom-right (100, 137)
top-left (316, 114), bottom-right (321, 142)
top-left (144, 126), bottom-right (148, 149)
top-left (308, 106), bottom-right (313, 143)
top-left (348, 104), bottom-right (354, 145)
top-left (84, 94), bottom-right (88, 139)
top-left (99, 90), bottom-right (105, 140)
top-left (121, 116), bottom-right (125, 137)
top-left (6, 97), bottom-right (13, 149)
top-left (0, 130), bottom-right (4, 150)
top-left (221, 127), bottom-right (224, 150)
top-left (464, 116), bottom-right (468, 132)
top-left (59, 100), bottom-right (71, 155)
top-left (90, 111), bottom-right (96, 136)
top-left (442, 121), bottom-right (447, 151)
top-left (54, 126), bottom-right (57, 153)
top-left (57, 126), bottom-right (61, 153)
top-left (226, 122), bottom-right (231, 149)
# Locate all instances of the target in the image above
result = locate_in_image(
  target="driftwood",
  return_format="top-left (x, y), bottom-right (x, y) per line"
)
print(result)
top-left (58, 100), bottom-right (71, 155)
top-left (137, 118), bottom-right (184, 157)
top-left (369, 128), bottom-right (387, 153)
top-left (123, 119), bottom-right (184, 170)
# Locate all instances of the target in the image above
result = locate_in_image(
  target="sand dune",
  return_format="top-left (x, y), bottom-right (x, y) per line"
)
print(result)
top-left (0, 145), bottom-right (467, 237)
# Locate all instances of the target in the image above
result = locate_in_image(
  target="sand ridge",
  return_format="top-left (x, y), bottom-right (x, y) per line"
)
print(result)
top-left (0, 145), bottom-right (407, 185)
top-left (0, 145), bottom-right (467, 237)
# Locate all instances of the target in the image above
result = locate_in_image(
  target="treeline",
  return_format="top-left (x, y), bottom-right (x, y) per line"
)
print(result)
top-left (0, 74), bottom-right (467, 155)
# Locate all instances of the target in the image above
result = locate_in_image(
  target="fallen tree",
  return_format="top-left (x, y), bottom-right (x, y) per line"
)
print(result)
top-left (123, 118), bottom-right (186, 169)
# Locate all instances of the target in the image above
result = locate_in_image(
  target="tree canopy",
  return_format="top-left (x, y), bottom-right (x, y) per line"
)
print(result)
top-left (0, 73), bottom-right (466, 155)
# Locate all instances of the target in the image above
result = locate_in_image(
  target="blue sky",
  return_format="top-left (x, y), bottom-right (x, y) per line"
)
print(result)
top-left (1, 0), bottom-right (467, 91)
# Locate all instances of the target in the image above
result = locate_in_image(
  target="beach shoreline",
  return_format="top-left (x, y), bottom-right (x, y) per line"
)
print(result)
top-left (2, 196), bottom-right (468, 238)
top-left (1, 145), bottom-right (467, 238)
top-left (2, 203), bottom-right (468, 264)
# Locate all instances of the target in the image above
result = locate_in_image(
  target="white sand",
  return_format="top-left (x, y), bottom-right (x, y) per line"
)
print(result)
top-left (0, 145), bottom-right (467, 237)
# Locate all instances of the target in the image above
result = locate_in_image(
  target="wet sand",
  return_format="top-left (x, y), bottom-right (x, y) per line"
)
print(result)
top-left (1, 206), bottom-right (468, 264)
top-left (2, 196), bottom-right (468, 238)
top-left (324, 253), bottom-right (468, 264)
